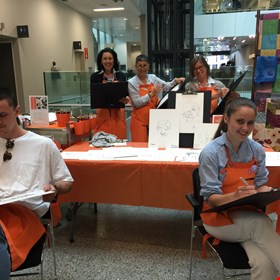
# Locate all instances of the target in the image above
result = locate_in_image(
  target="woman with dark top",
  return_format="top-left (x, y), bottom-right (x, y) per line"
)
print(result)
top-left (90, 48), bottom-right (129, 139)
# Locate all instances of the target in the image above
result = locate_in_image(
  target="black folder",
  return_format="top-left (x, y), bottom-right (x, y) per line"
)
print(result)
top-left (210, 71), bottom-right (248, 116)
top-left (90, 82), bottom-right (128, 109)
top-left (202, 188), bottom-right (280, 213)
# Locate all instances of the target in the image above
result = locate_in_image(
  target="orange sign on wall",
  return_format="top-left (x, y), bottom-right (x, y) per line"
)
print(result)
top-left (84, 48), bottom-right (88, 59)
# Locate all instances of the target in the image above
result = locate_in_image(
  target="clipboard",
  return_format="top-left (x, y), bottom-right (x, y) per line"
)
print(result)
top-left (202, 188), bottom-right (280, 213)
top-left (156, 83), bottom-right (185, 109)
top-left (210, 71), bottom-right (248, 116)
top-left (90, 82), bottom-right (128, 109)
top-left (161, 90), bottom-right (211, 148)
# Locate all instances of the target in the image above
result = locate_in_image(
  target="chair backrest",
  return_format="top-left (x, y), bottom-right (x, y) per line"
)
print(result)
top-left (192, 168), bottom-right (204, 222)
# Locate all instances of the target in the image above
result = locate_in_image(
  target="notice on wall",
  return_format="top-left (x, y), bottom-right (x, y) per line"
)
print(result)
top-left (29, 96), bottom-right (49, 125)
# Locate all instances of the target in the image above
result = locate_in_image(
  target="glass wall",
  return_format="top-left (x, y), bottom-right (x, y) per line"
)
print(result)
top-left (195, 0), bottom-right (280, 15)
top-left (44, 67), bottom-right (252, 112)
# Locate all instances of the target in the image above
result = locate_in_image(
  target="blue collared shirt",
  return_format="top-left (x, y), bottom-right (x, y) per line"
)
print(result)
top-left (199, 133), bottom-right (268, 200)
top-left (185, 77), bottom-right (225, 93)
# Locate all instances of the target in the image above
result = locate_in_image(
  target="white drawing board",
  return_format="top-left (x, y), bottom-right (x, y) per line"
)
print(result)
top-left (193, 123), bottom-right (219, 149)
top-left (148, 109), bottom-right (179, 148)
top-left (175, 93), bottom-right (205, 133)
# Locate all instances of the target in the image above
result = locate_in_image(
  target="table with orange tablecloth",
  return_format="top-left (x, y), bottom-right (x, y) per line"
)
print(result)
top-left (59, 142), bottom-right (198, 210)
top-left (58, 142), bottom-right (280, 240)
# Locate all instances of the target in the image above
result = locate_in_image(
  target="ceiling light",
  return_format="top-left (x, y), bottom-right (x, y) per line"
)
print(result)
top-left (93, 7), bottom-right (124, 12)
top-left (124, 18), bottom-right (128, 21)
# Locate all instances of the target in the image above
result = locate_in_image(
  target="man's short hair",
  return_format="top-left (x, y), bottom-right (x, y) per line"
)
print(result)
top-left (0, 87), bottom-right (18, 108)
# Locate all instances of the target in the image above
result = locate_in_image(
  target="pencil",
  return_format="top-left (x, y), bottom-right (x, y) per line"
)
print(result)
top-left (240, 177), bottom-right (249, 186)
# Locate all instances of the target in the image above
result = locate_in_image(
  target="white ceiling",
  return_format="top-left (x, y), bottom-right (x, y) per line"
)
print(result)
top-left (58, 0), bottom-right (145, 43)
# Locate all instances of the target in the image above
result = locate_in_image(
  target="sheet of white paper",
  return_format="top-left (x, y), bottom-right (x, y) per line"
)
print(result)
top-left (62, 147), bottom-right (202, 162)
top-left (0, 190), bottom-right (55, 205)
top-left (111, 142), bottom-right (128, 146)
top-left (174, 150), bottom-right (201, 162)
top-left (101, 147), bottom-right (139, 159)
top-left (61, 152), bottom-right (87, 160)
top-left (149, 109), bottom-right (179, 148)
top-left (48, 112), bottom-right (57, 123)
top-left (193, 123), bottom-right (219, 149)
top-left (265, 152), bottom-right (280, 166)
top-left (176, 93), bottom-right (205, 132)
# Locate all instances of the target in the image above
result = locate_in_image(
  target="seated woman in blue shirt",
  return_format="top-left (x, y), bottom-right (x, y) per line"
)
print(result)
top-left (199, 97), bottom-right (280, 280)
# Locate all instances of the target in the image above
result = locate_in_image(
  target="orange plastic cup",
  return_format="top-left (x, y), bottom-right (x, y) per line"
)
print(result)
top-left (73, 121), bottom-right (84, 135)
top-left (56, 113), bottom-right (70, 127)
top-left (83, 119), bottom-right (90, 133)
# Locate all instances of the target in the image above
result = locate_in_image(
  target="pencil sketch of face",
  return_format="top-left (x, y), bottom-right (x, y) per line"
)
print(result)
top-left (157, 120), bottom-right (171, 137)
top-left (182, 103), bottom-right (200, 122)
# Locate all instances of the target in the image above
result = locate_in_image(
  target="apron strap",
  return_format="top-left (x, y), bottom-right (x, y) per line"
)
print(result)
top-left (202, 233), bottom-right (220, 258)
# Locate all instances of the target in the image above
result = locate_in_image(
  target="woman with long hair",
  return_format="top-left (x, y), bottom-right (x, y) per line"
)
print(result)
top-left (199, 97), bottom-right (280, 279)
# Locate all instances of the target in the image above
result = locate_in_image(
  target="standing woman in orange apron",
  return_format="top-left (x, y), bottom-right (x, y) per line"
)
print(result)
top-left (199, 97), bottom-right (280, 280)
top-left (128, 54), bottom-right (185, 142)
top-left (91, 48), bottom-right (129, 140)
top-left (185, 56), bottom-right (229, 114)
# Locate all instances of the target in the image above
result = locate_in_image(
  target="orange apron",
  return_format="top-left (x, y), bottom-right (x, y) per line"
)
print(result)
top-left (95, 108), bottom-right (126, 139)
top-left (201, 146), bottom-right (261, 227)
top-left (95, 79), bottom-right (127, 140)
top-left (130, 84), bottom-right (159, 142)
top-left (198, 86), bottom-right (218, 114)
top-left (0, 204), bottom-right (46, 271)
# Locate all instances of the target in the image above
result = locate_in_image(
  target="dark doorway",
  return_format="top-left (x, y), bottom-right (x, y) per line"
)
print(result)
top-left (0, 42), bottom-right (16, 94)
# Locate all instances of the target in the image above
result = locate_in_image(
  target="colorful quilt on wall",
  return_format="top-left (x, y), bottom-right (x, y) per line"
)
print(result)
top-left (254, 12), bottom-right (280, 151)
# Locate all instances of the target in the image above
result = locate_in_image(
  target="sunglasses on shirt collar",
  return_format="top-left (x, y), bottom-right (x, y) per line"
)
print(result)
top-left (3, 139), bottom-right (14, 162)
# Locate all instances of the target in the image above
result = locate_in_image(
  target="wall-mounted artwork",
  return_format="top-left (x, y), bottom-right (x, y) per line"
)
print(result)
top-left (253, 11), bottom-right (280, 151)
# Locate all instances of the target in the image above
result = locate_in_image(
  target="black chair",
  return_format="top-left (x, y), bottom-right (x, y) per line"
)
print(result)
top-left (186, 168), bottom-right (251, 279)
top-left (10, 206), bottom-right (57, 279)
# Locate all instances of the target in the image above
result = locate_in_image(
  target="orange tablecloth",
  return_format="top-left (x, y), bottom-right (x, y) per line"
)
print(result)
top-left (59, 142), bottom-right (280, 213)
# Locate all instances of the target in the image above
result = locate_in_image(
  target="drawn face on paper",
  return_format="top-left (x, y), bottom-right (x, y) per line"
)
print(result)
top-left (182, 103), bottom-right (200, 122)
top-left (156, 120), bottom-right (171, 137)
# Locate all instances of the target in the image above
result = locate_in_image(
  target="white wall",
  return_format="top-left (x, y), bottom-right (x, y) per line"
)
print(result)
top-left (129, 45), bottom-right (141, 71)
top-left (0, 0), bottom-right (94, 111)
top-left (194, 11), bottom-right (256, 38)
top-left (114, 38), bottom-right (128, 68)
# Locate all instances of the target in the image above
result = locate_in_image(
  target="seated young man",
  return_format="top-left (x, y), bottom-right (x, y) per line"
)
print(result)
top-left (0, 87), bottom-right (73, 279)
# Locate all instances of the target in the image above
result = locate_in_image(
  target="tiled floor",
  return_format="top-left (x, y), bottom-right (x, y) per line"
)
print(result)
top-left (11, 203), bottom-right (250, 280)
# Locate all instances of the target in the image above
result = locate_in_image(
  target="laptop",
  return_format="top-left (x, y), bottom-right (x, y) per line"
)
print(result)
top-left (90, 82), bottom-right (128, 109)
top-left (210, 70), bottom-right (248, 116)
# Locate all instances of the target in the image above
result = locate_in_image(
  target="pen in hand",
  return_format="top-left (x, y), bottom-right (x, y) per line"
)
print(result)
top-left (238, 177), bottom-right (257, 196)
top-left (240, 177), bottom-right (249, 186)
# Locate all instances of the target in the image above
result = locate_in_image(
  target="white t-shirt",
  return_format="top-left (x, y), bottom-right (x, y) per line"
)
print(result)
top-left (0, 131), bottom-right (73, 217)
